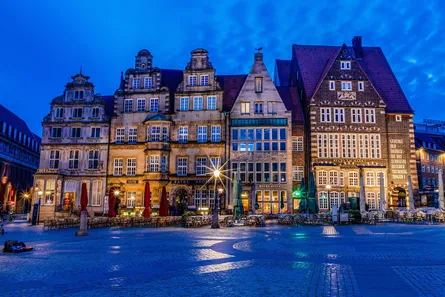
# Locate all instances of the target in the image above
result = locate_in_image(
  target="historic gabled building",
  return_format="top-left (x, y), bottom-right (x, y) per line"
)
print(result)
top-left (33, 73), bottom-right (113, 220)
top-left (0, 104), bottom-right (41, 213)
top-left (168, 49), bottom-right (226, 214)
top-left (227, 51), bottom-right (293, 214)
top-left (108, 50), bottom-right (182, 215)
top-left (276, 36), bottom-right (417, 210)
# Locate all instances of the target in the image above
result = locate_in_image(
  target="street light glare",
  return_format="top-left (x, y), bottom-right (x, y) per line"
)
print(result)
top-left (213, 169), bottom-right (221, 178)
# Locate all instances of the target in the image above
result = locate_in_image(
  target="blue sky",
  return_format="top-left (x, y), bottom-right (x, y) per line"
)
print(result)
top-left (0, 0), bottom-right (443, 135)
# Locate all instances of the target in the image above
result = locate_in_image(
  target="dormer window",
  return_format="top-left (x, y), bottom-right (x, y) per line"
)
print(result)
top-left (255, 77), bottom-right (263, 93)
top-left (55, 108), bottom-right (64, 119)
top-left (144, 77), bottom-right (153, 88)
top-left (200, 75), bottom-right (209, 86)
top-left (74, 90), bottom-right (84, 100)
top-left (73, 108), bottom-right (83, 118)
top-left (189, 75), bottom-right (197, 86)
top-left (341, 81), bottom-right (352, 91)
top-left (340, 61), bottom-right (351, 70)
top-left (133, 78), bottom-right (140, 89)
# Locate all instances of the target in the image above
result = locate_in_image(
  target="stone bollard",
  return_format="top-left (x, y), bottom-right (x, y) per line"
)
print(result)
top-left (75, 210), bottom-right (88, 236)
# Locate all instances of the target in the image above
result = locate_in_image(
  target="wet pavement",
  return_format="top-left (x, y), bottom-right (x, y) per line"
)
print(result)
top-left (1, 222), bottom-right (445, 296)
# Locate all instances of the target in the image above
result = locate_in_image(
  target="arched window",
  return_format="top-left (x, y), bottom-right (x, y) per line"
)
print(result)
top-left (318, 192), bottom-right (328, 209)
top-left (329, 171), bottom-right (338, 186)
top-left (318, 171), bottom-right (327, 185)
top-left (348, 172), bottom-right (358, 186)
top-left (366, 172), bottom-right (375, 186)
top-left (366, 192), bottom-right (376, 209)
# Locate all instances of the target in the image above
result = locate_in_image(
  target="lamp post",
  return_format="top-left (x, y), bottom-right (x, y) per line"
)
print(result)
top-left (211, 169), bottom-right (222, 229)
top-left (326, 185), bottom-right (331, 211)
top-left (114, 190), bottom-right (120, 216)
top-left (37, 190), bottom-right (43, 225)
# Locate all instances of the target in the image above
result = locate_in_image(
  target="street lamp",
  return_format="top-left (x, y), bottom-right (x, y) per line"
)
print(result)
top-left (211, 169), bottom-right (222, 229)
top-left (326, 185), bottom-right (331, 211)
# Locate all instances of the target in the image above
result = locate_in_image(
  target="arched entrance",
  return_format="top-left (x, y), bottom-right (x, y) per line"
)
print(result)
top-left (174, 188), bottom-right (189, 215)
top-left (392, 187), bottom-right (407, 208)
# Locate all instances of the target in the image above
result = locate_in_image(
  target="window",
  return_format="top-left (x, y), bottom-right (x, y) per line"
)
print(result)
top-left (113, 158), bottom-right (123, 175)
top-left (366, 172), bottom-right (375, 186)
top-left (55, 108), bottom-right (64, 118)
top-left (124, 99), bottom-right (133, 112)
top-left (351, 109), bottom-right (362, 123)
top-left (364, 109), bottom-right (375, 123)
top-left (317, 134), bottom-right (329, 158)
top-left (144, 77), bottom-right (153, 88)
top-left (268, 102), bottom-right (277, 114)
top-left (341, 134), bottom-right (357, 158)
top-left (71, 127), bottom-right (81, 138)
top-left (116, 128), bottom-right (125, 142)
top-left (194, 190), bottom-right (209, 208)
top-left (51, 127), bottom-right (62, 138)
top-left (68, 150), bottom-right (79, 169)
top-left (188, 75), bottom-right (197, 86)
top-left (292, 137), bottom-right (304, 151)
top-left (149, 155), bottom-right (160, 172)
top-left (127, 158), bottom-right (136, 176)
top-left (210, 157), bottom-right (221, 169)
top-left (330, 192), bottom-right (340, 208)
top-left (49, 150), bottom-right (60, 169)
top-left (341, 81), bottom-right (352, 91)
top-left (329, 81), bottom-right (335, 90)
top-left (178, 126), bottom-right (188, 143)
top-left (197, 126), bottom-right (207, 143)
top-left (349, 172), bottom-right (359, 186)
top-left (193, 97), bottom-right (203, 110)
top-left (370, 135), bottom-right (381, 158)
top-left (318, 192), bottom-right (328, 209)
top-left (292, 166), bottom-right (304, 181)
top-left (207, 96), bottom-right (216, 110)
top-left (340, 61), bottom-right (351, 70)
top-left (88, 150), bottom-right (100, 170)
top-left (421, 164), bottom-right (425, 172)
top-left (137, 99), bottom-right (146, 112)
top-left (366, 192), bottom-right (376, 209)
top-left (329, 171), bottom-right (338, 186)
top-left (73, 108), bottom-right (83, 118)
top-left (211, 126), bottom-right (221, 143)
top-left (91, 180), bottom-right (102, 206)
top-left (150, 126), bottom-right (161, 142)
top-left (90, 127), bottom-right (100, 138)
top-left (196, 157), bottom-right (207, 176)
top-left (180, 97), bottom-right (189, 111)
top-left (128, 128), bottom-right (138, 143)
top-left (91, 107), bottom-right (100, 118)
top-left (339, 172), bottom-right (344, 186)
top-left (73, 90), bottom-right (84, 100)
top-left (318, 171), bottom-right (327, 185)
top-left (177, 158), bottom-right (188, 176)
top-left (358, 81), bottom-right (364, 91)
top-left (359, 135), bottom-right (369, 158)
top-left (126, 192), bottom-right (136, 208)
top-left (133, 78), bottom-right (140, 88)
top-left (255, 77), bottom-right (263, 92)
top-left (200, 75), bottom-right (209, 86)
top-left (254, 102), bottom-right (263, 114)
top-left (334, 108), bottom-right (344, 123)
top-left (150, 98), bottom-right (159, 112)
top-left (44, 180), bottom-right (55, 205)
top-left (320, 108), bottom-right (331, 122)
top-left (241, 102), bottom-right (250, 114)
top-left (395, 115), bottom-right (402, 122)
top-left (161, 156), bottom-right (167, 172)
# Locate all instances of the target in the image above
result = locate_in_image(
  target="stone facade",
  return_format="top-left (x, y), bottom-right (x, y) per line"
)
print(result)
top-left (33, 73), bottom-right (112, 220)
top-left (228, 52), bottom-right (293, 214)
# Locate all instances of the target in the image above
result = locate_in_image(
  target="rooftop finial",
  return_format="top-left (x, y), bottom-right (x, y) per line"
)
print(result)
top-left (255, 47), bottom-right (263, 53)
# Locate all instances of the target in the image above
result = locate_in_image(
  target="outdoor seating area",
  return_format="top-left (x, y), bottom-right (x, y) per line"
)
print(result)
top-left (278, 213), bottom-right (338, 226)
top-left (390, 209), bottom-right (445, 224)
top-left (43, 216), bottom-right (182, 230)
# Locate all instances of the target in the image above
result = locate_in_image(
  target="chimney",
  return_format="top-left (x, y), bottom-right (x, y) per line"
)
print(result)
top-left (352, 36), bottom-right (363, 59)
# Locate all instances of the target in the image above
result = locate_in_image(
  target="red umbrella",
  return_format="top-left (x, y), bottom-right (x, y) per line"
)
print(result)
top-left (108, 188), bottom-right (116, 217)
top-left (80, 182), bottom-right (88, 212)
top-left (159, 186), bottom-right (168, 216)
top-left (142, 182), bottom-right (151, 218)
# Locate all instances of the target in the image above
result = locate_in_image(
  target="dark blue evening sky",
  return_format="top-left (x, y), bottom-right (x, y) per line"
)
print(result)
top-left (0, 0), bottom-right (443, 135)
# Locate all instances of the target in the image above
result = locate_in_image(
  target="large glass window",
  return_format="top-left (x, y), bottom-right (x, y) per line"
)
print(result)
top-left (45, 180), bottom-right (55, 205)
top-left (91, 181), bottom-right (102, 206)
top-left (126, 192), bottom-right (136, 208)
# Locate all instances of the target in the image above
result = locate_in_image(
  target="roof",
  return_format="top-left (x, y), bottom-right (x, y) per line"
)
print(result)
top-left (291, 44), bottom-right (413, 114)
top-left (414, 132), bottom-right (445, 150)
top-left (216, 74), bottom-right (248, 112)
top-left (0, 104), bottom-right (41, 143)
top-left (276, 86), bottom-right (304, 124)
top-left (137, 49), bottom-right (152, 56)
top-left (275, 59), bottom-right (291, 87)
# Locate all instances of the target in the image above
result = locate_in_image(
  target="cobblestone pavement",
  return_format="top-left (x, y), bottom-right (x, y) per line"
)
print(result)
top-left (2, 223), bottom-right (445, 296)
